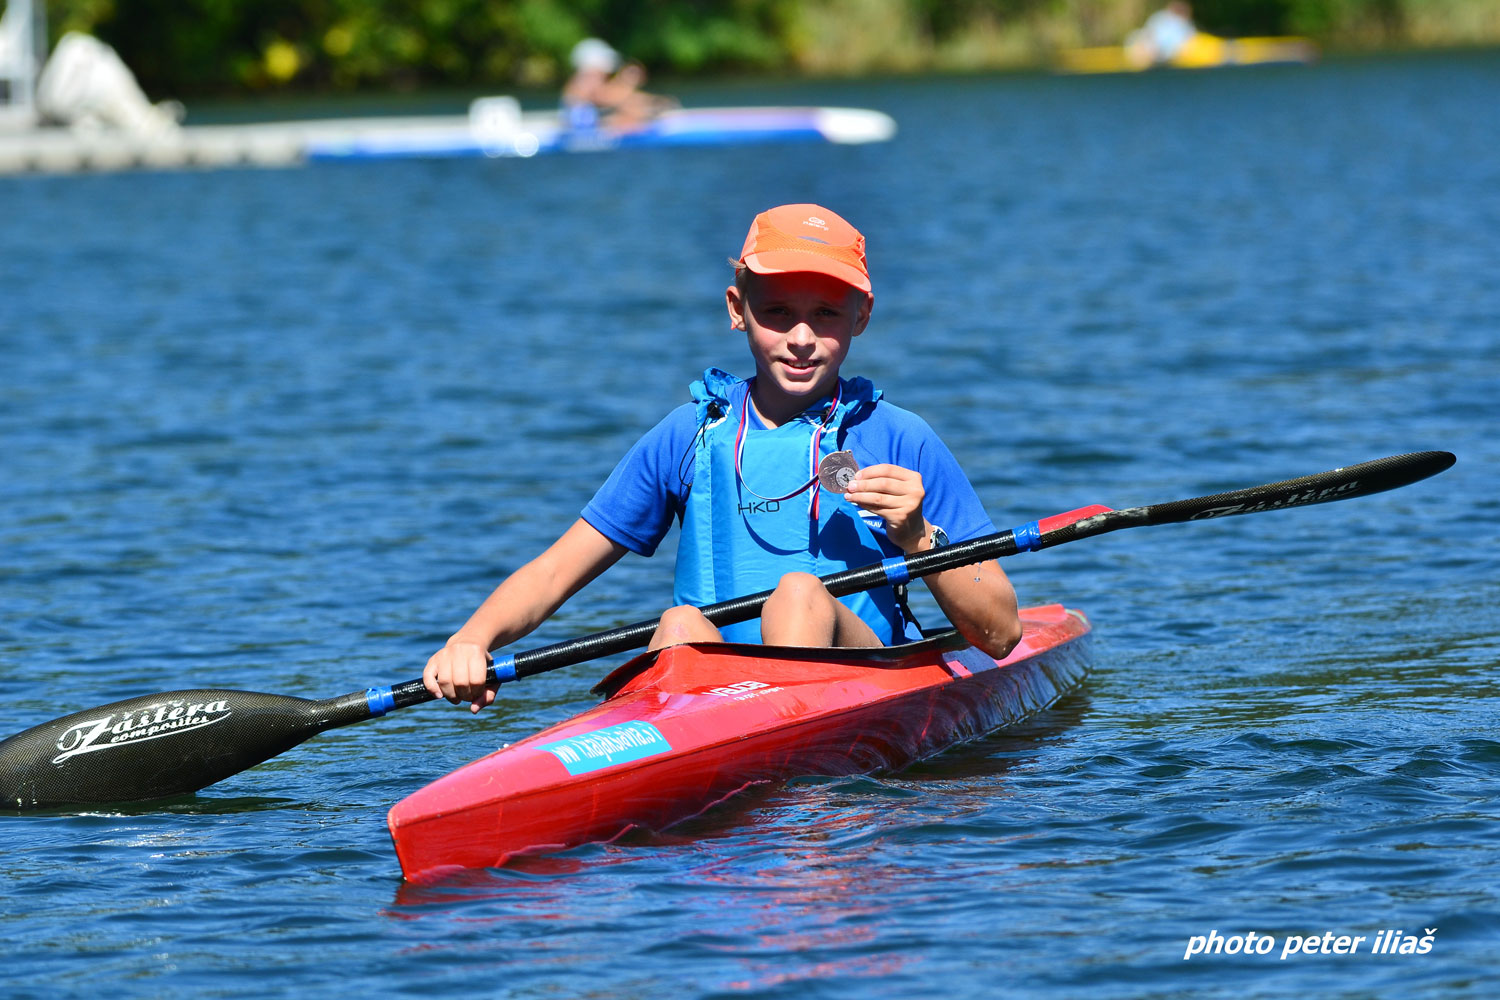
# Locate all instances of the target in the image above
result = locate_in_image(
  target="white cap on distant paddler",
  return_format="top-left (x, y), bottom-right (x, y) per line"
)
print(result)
top-left (570, 38), bottom-right (621, 73)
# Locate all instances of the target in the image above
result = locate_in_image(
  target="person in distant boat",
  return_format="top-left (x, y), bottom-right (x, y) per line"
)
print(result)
top-left (560, 37), bottom-right (676, 131)
top-left (1127, 1), bottom-right (1198, 66)
top-left (425, 204), bottom-right (1022, 712)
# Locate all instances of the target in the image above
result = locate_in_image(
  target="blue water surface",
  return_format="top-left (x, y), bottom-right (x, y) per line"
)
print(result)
top-left (2, 52), bottom-right (1497, 999)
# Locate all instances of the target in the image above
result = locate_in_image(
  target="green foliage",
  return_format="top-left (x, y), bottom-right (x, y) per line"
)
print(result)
top-left (34, 0), bottom-right (1500, 97)
top-left (41, 0), bottom-right (805, 94)
top-left (1192, 0), bottom-right (1297, 35)
top-left (908, 0), bottom-right (1045, 39)
top-left (1283, 0), bottom-right (1407, 40)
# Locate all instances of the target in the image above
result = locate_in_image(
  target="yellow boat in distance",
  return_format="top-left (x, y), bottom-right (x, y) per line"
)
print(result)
top-left (1057, 32), bottom-right (1318, 74)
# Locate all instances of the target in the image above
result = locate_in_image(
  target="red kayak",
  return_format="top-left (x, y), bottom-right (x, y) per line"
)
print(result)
top-left (389, 603), bottom-right (1091, 881)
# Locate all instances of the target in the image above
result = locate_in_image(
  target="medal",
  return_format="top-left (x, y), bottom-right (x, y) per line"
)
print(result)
top-left (818, 451), bottom-right (859, 494)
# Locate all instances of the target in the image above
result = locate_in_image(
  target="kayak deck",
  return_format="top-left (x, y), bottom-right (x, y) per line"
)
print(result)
top-left (389, 603), bottom-right (1090, 881)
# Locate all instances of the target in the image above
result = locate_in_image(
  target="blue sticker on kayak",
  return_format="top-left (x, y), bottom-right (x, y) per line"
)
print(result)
top-left (539, 721), bottom-right (672, 776)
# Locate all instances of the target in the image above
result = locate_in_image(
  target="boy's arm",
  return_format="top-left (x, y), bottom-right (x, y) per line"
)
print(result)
top-left (906, 534), bottom-right (1021, 661)
top-left (424, 519), bottom-right (629, 712)
top-left (844, 465), bottom-right (1022, 659)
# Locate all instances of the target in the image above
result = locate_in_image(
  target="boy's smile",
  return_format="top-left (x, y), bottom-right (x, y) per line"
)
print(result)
top-left (726, 270), bottom-right (871, 427)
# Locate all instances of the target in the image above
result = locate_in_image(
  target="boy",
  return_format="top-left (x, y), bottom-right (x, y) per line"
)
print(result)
top-left (425, 204), bottom-right (1020, 712)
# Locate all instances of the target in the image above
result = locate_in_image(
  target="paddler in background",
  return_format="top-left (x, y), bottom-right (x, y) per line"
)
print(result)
top-left (560, 37), bottom-right (676, 131)
top-left (425, 204), bottom-right (1022, 712)
top-left (1126, 1), bottom-right (1198, 66)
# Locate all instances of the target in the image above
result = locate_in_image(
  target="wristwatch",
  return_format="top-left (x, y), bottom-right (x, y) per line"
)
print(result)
top-left (925, 524), bottom-right (949, 550)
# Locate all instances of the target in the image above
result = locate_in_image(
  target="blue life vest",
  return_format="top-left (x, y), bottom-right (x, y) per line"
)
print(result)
top-left (673, 368), bottom-right (919, 644)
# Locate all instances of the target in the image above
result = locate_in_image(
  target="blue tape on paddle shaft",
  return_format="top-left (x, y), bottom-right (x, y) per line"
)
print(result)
top-left (881, 555), bottom-right (911, 586)
top-left (365, 686), bottom-right (397, 717)
top-left (494, 654), bottom-right (517, 683)
top-left (1012, 520), bottom-right (1043, 552)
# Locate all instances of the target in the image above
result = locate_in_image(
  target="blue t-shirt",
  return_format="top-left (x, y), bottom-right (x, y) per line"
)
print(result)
top-left (582, 388), bottom-right (996, 559)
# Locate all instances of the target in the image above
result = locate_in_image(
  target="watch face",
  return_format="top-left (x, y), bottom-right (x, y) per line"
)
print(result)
top-left (930, 526), bottom-right (949, 548)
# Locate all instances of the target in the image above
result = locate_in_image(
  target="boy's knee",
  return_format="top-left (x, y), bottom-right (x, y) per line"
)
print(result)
top-left (771, 572), bottom-right (828, 602)
top-left (660, 604), bottom-right (706, 627)
top-left (764, 573), bottom-right (836, 621)
top-left (762, 573), bottom-right (845, 646)
top-left (650, 605), bottom-right (718, 649)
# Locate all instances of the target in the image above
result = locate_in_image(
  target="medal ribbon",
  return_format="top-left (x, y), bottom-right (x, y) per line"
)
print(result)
top-left (733, 380), bottom-right (843, 521)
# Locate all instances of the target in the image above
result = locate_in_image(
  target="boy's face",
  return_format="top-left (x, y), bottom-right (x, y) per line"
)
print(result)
top-left (726, 270), bottom-right (871, 411)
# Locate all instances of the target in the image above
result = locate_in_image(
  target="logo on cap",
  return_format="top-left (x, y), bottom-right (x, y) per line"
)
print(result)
top-left (738, 203), bottom-right (871, 293)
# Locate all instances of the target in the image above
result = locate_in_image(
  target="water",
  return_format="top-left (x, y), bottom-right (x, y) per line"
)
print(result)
top-left (3, 52), bottom-right (1498, 998)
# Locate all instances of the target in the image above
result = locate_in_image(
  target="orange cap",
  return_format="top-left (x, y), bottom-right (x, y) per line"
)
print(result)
top-left (738, 204), bottom-right (871, 294)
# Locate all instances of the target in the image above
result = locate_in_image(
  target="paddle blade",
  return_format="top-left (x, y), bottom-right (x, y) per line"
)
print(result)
top-left (1140, 450), bottom-right (1457, 525)
top-left (0, 688), bottom-right (373, 810)
top-left (1038, 450), bottom-right (1457, 547)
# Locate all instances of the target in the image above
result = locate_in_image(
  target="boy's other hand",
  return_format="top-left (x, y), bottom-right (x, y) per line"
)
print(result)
top-left (843, 463), bottom-right (927, 552)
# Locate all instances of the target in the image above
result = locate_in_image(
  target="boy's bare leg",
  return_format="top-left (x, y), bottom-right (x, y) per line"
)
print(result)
top-left (649, 605), bottom-right (722, 650)
top-left (761, 572), bottom-right (883, 648)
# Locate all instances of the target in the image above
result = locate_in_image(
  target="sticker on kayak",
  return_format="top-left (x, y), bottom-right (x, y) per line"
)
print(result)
top-left (538, 721), bottom-right (672, 776)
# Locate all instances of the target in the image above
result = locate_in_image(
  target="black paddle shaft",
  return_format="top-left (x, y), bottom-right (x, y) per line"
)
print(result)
top-left (497, 450), bottom-right (1456, 680)
top-left (0, 450), bottom-right (1454, 808)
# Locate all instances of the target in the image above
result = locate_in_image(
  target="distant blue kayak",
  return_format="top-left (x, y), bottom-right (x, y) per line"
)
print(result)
top-left (303, 105), bottom-right (898, 161)
top-left (0, 103), bottom-right (897, 175)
